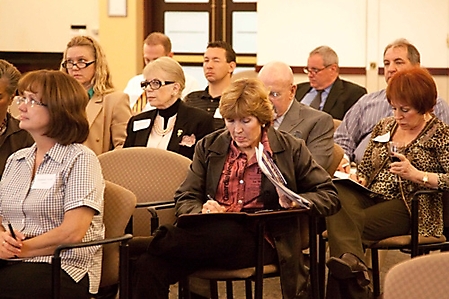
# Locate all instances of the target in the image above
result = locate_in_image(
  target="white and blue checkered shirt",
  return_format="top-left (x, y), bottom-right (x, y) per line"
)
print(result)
top-left (0, 143), bottom-right (104, 294)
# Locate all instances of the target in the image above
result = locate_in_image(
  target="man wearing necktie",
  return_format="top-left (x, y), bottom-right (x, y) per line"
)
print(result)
top-left (295, 46), bottom-right (367, 120)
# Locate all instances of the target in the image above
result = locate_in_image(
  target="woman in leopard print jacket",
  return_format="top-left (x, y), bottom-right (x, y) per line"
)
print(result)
top-left (326, 67), bottom-right (449, 299)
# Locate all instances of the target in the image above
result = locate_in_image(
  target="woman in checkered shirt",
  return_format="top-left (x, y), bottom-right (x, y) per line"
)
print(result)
top-left (0, 70), bottom-right (104, 299)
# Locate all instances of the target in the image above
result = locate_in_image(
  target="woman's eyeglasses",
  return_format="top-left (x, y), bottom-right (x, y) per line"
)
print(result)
top-left (16, 96), bottom-right (47, 108)
top-left (141, 79), bottom-right (175, 90)
top-left (62, 60), bottom-right (95, 69)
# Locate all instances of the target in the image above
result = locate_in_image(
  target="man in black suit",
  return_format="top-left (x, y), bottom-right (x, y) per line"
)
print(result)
top-left (295, 46), bottom-right (367, 120)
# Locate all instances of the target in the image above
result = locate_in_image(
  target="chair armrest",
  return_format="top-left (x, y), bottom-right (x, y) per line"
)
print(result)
top-left (410, 190), bottom-right (443, 257)
top-left (52, 234), bottom-right (133, 257)
top-left (136, 200), bottom-right (175, 209)
top-left (52, 234), bottom-right (133, 299)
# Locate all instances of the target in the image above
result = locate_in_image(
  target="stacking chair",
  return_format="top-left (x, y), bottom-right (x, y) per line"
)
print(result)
top-left (367, 190), bottom-right (449, 297)
top-left (52, 180), bottom-right (136, 299)
top-left (175, 144), bottom-right (346, 299)
top-left (179, 209), bottom-right (320, 299)
top-left (319, 190), bottom-right (449, 298)
top-left (97, 147), bottom-right (192, 237)
top-left (383, 252), bottom-right (449, 299)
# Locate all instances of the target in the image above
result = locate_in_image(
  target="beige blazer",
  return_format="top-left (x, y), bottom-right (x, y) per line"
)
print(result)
top-left (84, 91), bottom-right (132, 155)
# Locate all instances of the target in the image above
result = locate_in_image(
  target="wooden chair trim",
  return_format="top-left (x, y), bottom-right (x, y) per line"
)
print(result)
top-left (191, 264), bottom-right (278, 280)
top-left (367, 235), bottom-right (446, 248)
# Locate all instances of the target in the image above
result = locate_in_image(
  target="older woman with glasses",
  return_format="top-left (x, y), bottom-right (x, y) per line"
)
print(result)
top-left (0, 59), bottom-right (34, 177)
top-left (123, 56), bottom-right (214, 159)
top-left (61, 35), bottom-right (132, 155)
top-left (0, 70), bottom-right (104, 299)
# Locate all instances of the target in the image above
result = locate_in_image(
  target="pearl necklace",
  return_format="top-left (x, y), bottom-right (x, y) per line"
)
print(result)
top-left (152, 115), bottom-right (176, 136)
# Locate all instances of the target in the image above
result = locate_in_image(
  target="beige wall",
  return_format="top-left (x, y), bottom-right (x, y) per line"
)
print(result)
top-left (98, 0), bottom-right (144, 90)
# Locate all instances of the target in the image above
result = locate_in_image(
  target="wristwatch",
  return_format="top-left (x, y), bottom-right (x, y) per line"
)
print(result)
top-left (422, 172), bottom-right (429, 185)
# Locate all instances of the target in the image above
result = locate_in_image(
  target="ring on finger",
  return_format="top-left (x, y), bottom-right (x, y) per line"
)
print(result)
top-left (206, 209), bottom-right (211, 214)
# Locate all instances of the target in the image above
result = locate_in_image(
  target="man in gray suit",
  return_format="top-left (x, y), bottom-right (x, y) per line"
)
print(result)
top-left (258, 61), bottom-right (334, 170)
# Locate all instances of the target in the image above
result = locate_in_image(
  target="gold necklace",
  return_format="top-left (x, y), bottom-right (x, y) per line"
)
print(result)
top-left (152, 115), bottom-right (176, 136)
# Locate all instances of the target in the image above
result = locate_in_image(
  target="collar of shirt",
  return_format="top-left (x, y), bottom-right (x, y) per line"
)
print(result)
top-left (274, 99), bottom-right (295, 129)
top-left (201, 86), bottom-right (221, 101)
top-left (87, 87), bottom-right (95, 99)
top-left (301, 84), bottom-right (332, 109)
top-left (14, 143), bottom-right (68, 165)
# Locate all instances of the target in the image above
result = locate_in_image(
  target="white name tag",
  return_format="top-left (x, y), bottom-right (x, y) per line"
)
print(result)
top-left (213, 108), bottom-right (222, 119)
top-left (31, 174), bottom-right (56, 189)
top-left (133, 119), bottom-right (151, 131)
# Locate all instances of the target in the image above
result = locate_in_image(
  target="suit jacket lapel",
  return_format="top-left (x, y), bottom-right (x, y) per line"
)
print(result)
top-left (278, 100), bottom-right (305, 134)
top-left (322, 77), bottom-right (343, 113)
top-left (295, 85), bottom-right (312, 103)
top-left (207, 130), bottom-right (231, 197)
top-left (167, 101), bottom-right (189, 153)
top-left (133, 110), bottom-right (157, 146)
top-left (86, 94), bottom-right (103, 128)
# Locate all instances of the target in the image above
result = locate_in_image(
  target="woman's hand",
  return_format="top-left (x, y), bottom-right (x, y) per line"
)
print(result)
top-left (202, 200), bottom-right (226, 214)
top-left (389, 152), bottom-right (419, 181)
top-left (349, 173), bottom-right (367, 186)
top-left (337, 158), bottom-right (351, 174)
top-left (0, 230), bottom-right (24, 259)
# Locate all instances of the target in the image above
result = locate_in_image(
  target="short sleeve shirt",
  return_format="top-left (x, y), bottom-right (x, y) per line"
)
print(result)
top-left (0, 143), bottom-right (105, 294)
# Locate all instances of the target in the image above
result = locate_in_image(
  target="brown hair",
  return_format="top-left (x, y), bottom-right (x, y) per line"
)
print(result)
top-left (386, 67), bottom-right (436, 114)
top-left (219, 78), bottom-right (274, 127)
top-left (144, 32), bottom-right (172, 54)
top-left (61, 35), bottom-right (114, 95)
top-left (0, 59), bottom-right (21, 97)
top-left (18, 70), bottom-right (89, 145)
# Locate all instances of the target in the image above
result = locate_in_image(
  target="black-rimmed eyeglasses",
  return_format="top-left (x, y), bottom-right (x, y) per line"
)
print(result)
top-left (16, 96), bottom-right (48, 107)
top-left (303, 65), bottom-right (332, 75)
top-left (62, 60), bottom-right (95, 69)
top-left (141, 79), bottom-right (175, 90)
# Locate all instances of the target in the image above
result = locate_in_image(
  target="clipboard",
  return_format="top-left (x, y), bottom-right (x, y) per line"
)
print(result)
top-left (176, 209), bottom-right (309, 228)
top-left (332, 178), bottom-right (376, 195)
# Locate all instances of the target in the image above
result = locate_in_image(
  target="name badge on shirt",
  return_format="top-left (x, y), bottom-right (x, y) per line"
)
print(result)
top-left (213, 108), bottom-right (222, 119)
top-left (31, 174), bottom-right (56, 189)
top-left (133, 119), bottom-right (151, 131)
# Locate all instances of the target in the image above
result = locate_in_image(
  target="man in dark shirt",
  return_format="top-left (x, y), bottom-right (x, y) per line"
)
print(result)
top-left (295, 45), bottom-right (367, 120)
top-left (184, 41), bottom-right (236, 130)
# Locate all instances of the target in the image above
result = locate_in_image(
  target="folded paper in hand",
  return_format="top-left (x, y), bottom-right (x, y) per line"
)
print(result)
top-left (255, 143), bottom-right (310, 209)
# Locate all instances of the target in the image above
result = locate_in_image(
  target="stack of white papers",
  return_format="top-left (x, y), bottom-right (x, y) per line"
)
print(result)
top-left (255, 143), bottom-right (310, 209)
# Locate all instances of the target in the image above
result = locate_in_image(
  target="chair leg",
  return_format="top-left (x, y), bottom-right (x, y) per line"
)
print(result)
top-left (209, 280), bottom-right (219, 299)
top-left (225, 281), bottom-right (234, 299)
top-left (371, 248), bottom-right (381, 298)
top-left (245, 279), bottom-right (253, 299)
top-left (178, 278), bottom-right (191, 299)
top-left (318, 236), bottom-right (327, 299)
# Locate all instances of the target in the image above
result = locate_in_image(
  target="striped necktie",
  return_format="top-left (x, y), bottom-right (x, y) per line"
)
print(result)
top-left (132, 92), bottom-right (147, 114)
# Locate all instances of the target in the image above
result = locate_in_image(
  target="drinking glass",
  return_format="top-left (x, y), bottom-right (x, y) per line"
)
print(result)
top-left (388, 141), bottom-right (405, 181)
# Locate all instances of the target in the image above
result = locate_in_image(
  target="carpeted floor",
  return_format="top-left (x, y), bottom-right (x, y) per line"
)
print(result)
top-left (168, 250), bottom-right (411, 298)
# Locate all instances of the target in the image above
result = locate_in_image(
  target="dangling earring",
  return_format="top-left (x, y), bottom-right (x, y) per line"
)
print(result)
top-left (262, 124), bottom-right (266, 128)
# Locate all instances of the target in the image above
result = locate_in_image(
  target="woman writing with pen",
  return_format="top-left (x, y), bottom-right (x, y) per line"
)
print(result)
top-left (0, 70), bottom-right (104, 299)
top-left (132, 78), bottom-right (339, 299)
